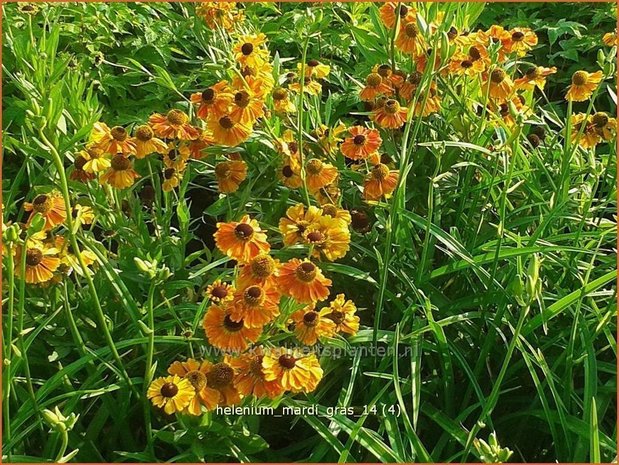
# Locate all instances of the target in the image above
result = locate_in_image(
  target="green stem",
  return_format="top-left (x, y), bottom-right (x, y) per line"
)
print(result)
top-left (54, 429), bottom-right (69, 462)
top-left (297, 34), bottom-right (312, 207)
top-left (143, 281), bottom-right (157, 458)
top-left (37, 127), bottom-right (138, 397)
top-left (3, 246), bottom-right (15, 459)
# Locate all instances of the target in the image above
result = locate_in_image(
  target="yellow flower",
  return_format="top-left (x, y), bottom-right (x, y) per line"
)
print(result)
top-left (234, 34), bottom-right (269, 69)
top-left (262, 347), bottom-right (323, 393)
top-left (565, 70), bottom-right (604, 102)
top-left (167, 359), bottom-right (221, 414)
top-left (14, 242), bottom-right (60, 284)
top-left (279, 203), bottom-right (323, 246)
top-left (147, 375), bottom-right (194, 415)
top-left (99, 155), bottom-right (140, 190)
top-left (321, 294), bottom-right (359, 336)
top-left (130, 125), bottom-right (168, 159)
top-left (302, 216), bottom-right (351, 262)
top-left (207, 114), bottom-right (252, 147)
top-left (291, 305), bottom-right (336, 345)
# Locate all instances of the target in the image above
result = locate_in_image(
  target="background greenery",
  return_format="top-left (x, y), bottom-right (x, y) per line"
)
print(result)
top-left (2, 2), bottom-right (617, 463)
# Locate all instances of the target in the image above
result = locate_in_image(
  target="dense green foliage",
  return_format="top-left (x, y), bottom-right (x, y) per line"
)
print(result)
top-left (2, 2), bottom-right (617, 463)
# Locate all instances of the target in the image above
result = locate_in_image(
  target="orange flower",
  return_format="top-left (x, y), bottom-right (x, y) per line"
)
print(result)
top-left (272, 87), bottom-right (296, 114)
top-left (14, 243), bottom-right (60, 284)
top-left (149, 110), bottom-right (200, 140)
top-left (215, 160), bottom-right (247, 193)
top-left (229, 283), bottom-right (281, 328)
top-left (207, 114), bottom-right (252, 147)
top-left (359, 73), bottom-right (393, 102)
top-left (70, 154), bottom-right (95, 183)
top-left (448, 52), bottom-right (486, 77)
top-left (167, 359), bottom-right (220, 414)
top-left (565, 70), bottom-right (604, 102)
top-left (277, 259), bottom-right (331, 303)
top-left (302, 216), bottom-right (351, 262)
top-left (485, 68), bottom-right (514, 100)
top-left (204, 280), bottom-right (235, 304)
top-left (320, 203), bottom-right (352, 226)
top-left (23, 191), bottom-right (66, 231)
top-left (279, 203), bottom-right (323, 246)
top-left (395, 19), bottom-right (425, 56)
top-left (279, 157), bottom-right (303, 189)
top-left (372, 99), bottom-right (408, 129)
top-left (505, 27), bottom-right (538, 56)
top-left (514, 66), bottom-right (557, 91)
top-left (99, 155), bottom-right (140, 189)
top-left (214, 215), bottom-right (270, 264)
top-left (237, 254), bottom-right (280, 289)
top-left (305, 159), bottom-right (338, 193)
top-left (379, 2), bottom-right (415, 29)
top-left (163, 141), bottom-right (190, 171)
top-left (321, 294), bottom-right (359, 336)
top-left (90, 122), bottom-right (137, 156)
top-left (131, 125), bottom-right (168, 159)
top-left (188, 130), bottom-right (214, 160)
top-left (206, 360), bottom-right (241, 406)
top-left (233, 33), bottom-right (269, 69)
top-left (190, 81), bottom-right (232, 120)
top-left (262, 347), bottom-right (323, 393)
top-left (399, 72), bottom-right (422, 101)
top-left (229, 86), bottom-right (265, 125)
top-left (603, 31), bottom-right (618, 47)
top-left (229, 349), bottom-right (284, 399)
top-left (340, 126), bottom-right (382, 160)
top-left (203, 303), bottom-right (261, 352)
top-left (291, 305), bottom-right (336, 345)
top-left (364, 164), bottom-right (399, 201)
top-left (162, 167), bottom-right (183, 192)
top-left (569, 113), bottom-right (602, 149)
top-left (298, 59), bottom-right (330, 79)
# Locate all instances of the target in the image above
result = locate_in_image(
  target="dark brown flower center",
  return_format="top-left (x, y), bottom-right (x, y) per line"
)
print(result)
top-left (384, 99), bottom-right (399, 114)
top-left (250, 255), bottom-right (275, 278)
top-left (282, 165), bottom-right (294, 178)
top-left (207, 363), bottom-right (234, 388)
top-left (223, 315), bottom-right (244, 332)
top-left (160, 382), bottom-right (179, 398)
top-left (511, 31), bottom-right (525, 41)
top-left (202, 88), bottom-right (215, 102)
top-left (234, 222), bottom-right (254, 240)
top-left (186, 370), bottom-right (207, 390)
top-left (244, 285), bottom-right (264, 305)
top-left (525, 67), bottom-right (540, 79)
top-left (373, 163), bottom-right (390, 180)
top-left (26, 248), bottom-right (44, 266)
top-left (74, 155), bottom-right (88, 170)
top-left (306, 231), bottom-right (325, 243)
top-left (111, 155), bottom-right (131, 171)
top-left (447, 26), bottom-right (458, 40)
top-left (328, 310), bottom-right (345, 325)
top-left (572, 71), bottom-right (588, 86)
top-left (135, 124), bottom-right (154, 141)
top-left (307, 59), bottom-right (319, 67)
top-left (249, 356), bottom-right (264, 376)
top-left (234, 91), bottom-right (251, 108)
top-left (592, 112), bottom-right (609, 128)
top-left (353, 134), bottom-right (366, 145)
top-left (303, 311), bottom-right (319, 326)
top-left (398, 4), bottom-right (408, 17)
top-left (377, 64), bottom-right (392, 77)
top-left (219, 116), bottom-right (235, 129)
top-left (404, 23), bottom-right (418, 38)
top-left (211, 285), bottom-right (229, 299)
top-left (527, 133), bottom-right (541, 148)
top-left (287, 141), bottom-right (298, 154)
top-left (469, 46), bottom-right (481, 61)
top-left (366, 73), bottom-right (382, 87)
top-left (111, 126), bottom-right (127, 141)
top-left (167, 109), bottom-right (187, 125)
top-left (306, 159), bottom-right (323, 175)
top-left (408, 72), bottom-right (422, 85)
top-left (241, 43), bottom-right (254, 55)
top-left (32, 194), bottom-right (52, 213)
top-left (490, 69), bottom-right (506, 84)
top-left (273, 87), bottom-right (288, 101)
top-left (295, 261), bottom-right (317, 282)
top-left (278, 354), bottom-right (296, 369)
top-left (461, 60), bottom-right (473, 69)
top-left (164, 168), bottom-right (176, 180)
top-left (215, 162), bottom-right (231, 179)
